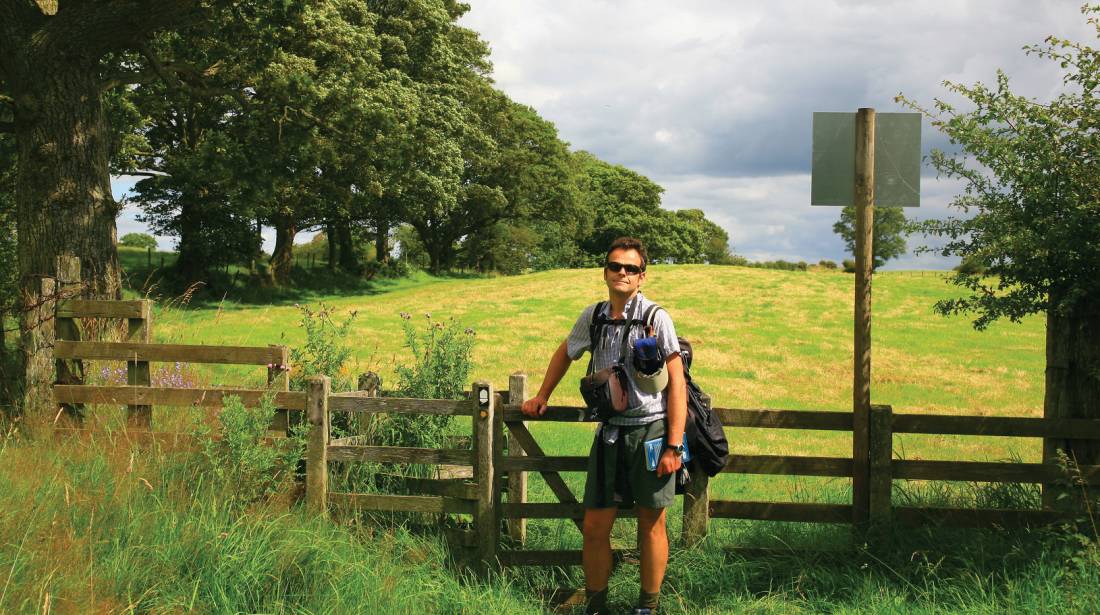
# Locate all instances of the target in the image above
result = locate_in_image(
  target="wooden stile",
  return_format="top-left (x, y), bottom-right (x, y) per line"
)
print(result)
top-left (305, 375), bottom-right (331, 515)
top-left (710, 501), bottom-right (854, 524)
top-left (57, 299), bottom-right (148, 319)
top-left (893, 413), bottom-right (1100, 440)
top-left (328, 395), bottom-right (472, 416)
top-left (327, 445), bottom-right (474, 465)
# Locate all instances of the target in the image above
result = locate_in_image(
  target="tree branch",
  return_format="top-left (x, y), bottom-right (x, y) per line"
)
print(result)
top-left (0, 121), bottom-right (15, 134)
top-left (37, 0), bottom-right (201, 59)
top-left (0, 94), bottom-right (13, 108)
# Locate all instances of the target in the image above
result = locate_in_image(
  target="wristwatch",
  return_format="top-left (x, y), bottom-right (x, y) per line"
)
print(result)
top-left (664, 442), bottom-right (684, 456)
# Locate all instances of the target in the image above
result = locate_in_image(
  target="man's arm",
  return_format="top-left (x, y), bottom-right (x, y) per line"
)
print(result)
top-left (656, 352), bottom-right (687, 477)
top-left (521, 340), bottom-right (574, 417)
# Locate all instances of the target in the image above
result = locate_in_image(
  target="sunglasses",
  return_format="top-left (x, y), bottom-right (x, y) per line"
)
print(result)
top-left (605, 261), bottom-right (644, 275)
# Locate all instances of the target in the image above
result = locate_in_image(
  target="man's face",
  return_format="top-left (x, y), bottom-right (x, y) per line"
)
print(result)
top-left (603, 248), bottom-right (646, 296)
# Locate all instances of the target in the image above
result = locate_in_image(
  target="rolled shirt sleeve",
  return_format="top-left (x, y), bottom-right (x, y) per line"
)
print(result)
top-left (566, 303), bottom-right (598, 360)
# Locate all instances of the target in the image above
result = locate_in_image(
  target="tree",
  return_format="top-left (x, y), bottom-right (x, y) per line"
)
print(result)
top-left (0, 1), bottom-right (212, 418)
top-left (119, 233), bottom-right (157, 250)
top-left (900, 5), bottom-right (1100, 482)
top-left (832, 205), bottom-right (908, 269)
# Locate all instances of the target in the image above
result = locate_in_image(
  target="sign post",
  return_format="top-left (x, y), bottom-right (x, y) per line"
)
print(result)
top-left (811, 108), bottom-right (920, 525)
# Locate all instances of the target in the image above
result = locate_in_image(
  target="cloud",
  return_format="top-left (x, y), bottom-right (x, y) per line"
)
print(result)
top-left (461, 0), bottom-right (1093, 267)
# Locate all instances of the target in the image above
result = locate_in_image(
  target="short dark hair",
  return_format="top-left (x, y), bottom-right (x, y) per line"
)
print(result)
top-left (606, 237), bottom-right (648, 270)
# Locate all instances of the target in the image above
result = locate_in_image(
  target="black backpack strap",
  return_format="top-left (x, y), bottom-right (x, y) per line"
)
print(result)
top-left (586, 301), bottom-right (608, 376)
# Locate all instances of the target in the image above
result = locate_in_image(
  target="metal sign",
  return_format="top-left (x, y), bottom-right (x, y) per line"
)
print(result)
top-left (811, 112), bottom-right (921, 207)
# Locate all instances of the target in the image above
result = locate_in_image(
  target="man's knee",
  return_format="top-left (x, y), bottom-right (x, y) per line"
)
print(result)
top-left (583, 508), bottom-right (616, 542)
top-left (637, 506), bottom-right (667, 535)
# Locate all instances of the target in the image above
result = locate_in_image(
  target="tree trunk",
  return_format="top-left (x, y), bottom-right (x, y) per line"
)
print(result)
top-left (173, 198), bottom-right (209, 285)
top-left (269, 214), bottom-right (296, 285)
top-left (375, 220), bottom-right (389, 264)
top-left (326, 222), bottom-right (337, 271)
top-left (335, 221), bottom-right (358, 273)
top-left (14, 60), bottom-right (121, 422)
top-left (1043, 296), bottom-right (1100, 508)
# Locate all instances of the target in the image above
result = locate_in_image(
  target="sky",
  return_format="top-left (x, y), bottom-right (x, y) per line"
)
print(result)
top-left (113, 1), bottom-right (1095, 269)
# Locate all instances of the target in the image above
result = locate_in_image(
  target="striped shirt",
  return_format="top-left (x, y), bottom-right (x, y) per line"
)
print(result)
top-left (566, 293), bottom-right (681, 426)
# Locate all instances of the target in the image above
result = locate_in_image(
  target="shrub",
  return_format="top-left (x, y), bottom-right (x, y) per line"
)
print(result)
top-left (288, 303), bottom-right (357, 392)
top-left (120, 232), bottom-right (158, 249)
top-left (373, 313), bottom-right (476, 455)
top-left (190, 394), bottom-right (303, 510)
top-left (842, 259), bottom-right (856, 273)
top-left (818, 259), bottom-right (838, 270)
top-left (955, 256), bottom-right (988, 275)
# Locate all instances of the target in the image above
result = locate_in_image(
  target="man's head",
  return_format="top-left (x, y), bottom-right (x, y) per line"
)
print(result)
top-left (604, 236), bottom-right (647, 298)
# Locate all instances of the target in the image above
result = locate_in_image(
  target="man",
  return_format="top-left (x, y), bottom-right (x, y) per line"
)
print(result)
top-left (522, 237), bottom-right (687, 615)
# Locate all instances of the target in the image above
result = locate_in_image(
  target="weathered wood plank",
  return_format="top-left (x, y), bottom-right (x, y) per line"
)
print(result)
top-left (57, 299), bottom-right (147, 319)
top-left (892, 460), bottom-right (1100, 484)
top-left (500, 503), bottom-right (639, 520)
top-left (894, 506), bottom-right (1078, 528)
top-left (326, 445), bottom-right (473, 466)
top-left (327, 493), bottom-right (475, 515)
top-left (709, 501), bottom-right (854, 523)
top-left (328, 395), bottom-right (472, 416)
top-left (53, 385), bottom-right (306, 411)
top-left (892, 413), bottom-right (1100, 440)
top-left (55, 340), bottom-right (285, 366)
top-left (723, 455), bottom-right (853, 477)
top-left (715, 408), bottom-right (854, 431)
top-left (498, 456), bottom-right (588, 472)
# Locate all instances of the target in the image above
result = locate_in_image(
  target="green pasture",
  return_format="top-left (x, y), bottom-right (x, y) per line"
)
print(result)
top-left (7, 262), bottom-right (1098, 614)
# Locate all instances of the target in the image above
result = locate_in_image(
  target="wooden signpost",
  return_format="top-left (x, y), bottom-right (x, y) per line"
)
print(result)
top-left (811, 108), bottom-right (921, 524)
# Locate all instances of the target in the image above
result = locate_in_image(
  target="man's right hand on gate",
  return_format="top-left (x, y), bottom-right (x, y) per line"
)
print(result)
top-left (521, 395), bottom-right (548, 417)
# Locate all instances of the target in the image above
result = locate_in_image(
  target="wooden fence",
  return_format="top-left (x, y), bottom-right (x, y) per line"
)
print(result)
top-left (303, 373), bottom-right (1100, 569)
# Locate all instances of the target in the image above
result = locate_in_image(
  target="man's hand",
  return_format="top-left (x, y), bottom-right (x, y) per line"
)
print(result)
top-left (521, 394), bottom-right (549, 417)
top-left (656, 448), bottom-right (682, 477)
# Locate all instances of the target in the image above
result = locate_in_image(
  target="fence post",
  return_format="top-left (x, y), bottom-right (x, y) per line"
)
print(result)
top-left (507, 372), bottom-right (528, 544)
top-left (852, 107), bottom-right (876, 526)
top-left (472, 381), bottom-right (497, 571)
top-left (868, 404), bottom-right (893, 524)
top-left (268, 345), bottom-right (291, 434)
top-left (682, 393), bottom-right (712, 546)
top-left (126, 300), bottom-right (153, 430)
top-left (54, 255), bottom-right (84, 427)
top-left (305, 375), bottom-right (331, 515)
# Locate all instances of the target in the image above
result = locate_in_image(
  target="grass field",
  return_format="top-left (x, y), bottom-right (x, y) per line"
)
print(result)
top-left (4, 259), bottom-right (1094, 614)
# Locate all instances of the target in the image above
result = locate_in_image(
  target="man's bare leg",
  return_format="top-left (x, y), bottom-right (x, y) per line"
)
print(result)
top-left (637, 506), bottom-right (668, 593)
top-left (582, 507), bottom-right (619, 591)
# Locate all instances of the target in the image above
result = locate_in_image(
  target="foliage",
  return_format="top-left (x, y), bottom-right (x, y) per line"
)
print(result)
top-left (368, 313), bottom-right (476, 455)
top-left (747, 259), bottom-right (809, 272)
top-left (818, 259), bottom-right (839, 270)
top-left (899, 5), bottom-right (1100, 329)
top-left (190, 394), bottom-right (303, 511)
top-left (288, 303), bottom-right (358, 392)
top-left (955, 255), bottom-right (988, 275)
top-left (119, 232), bottom-right (158, 249)
top-left (0, 134), bottom-right (16, 318)
top-left (842, 258), bottom-right (856, 273)
top-left (832, 205), bottom-right (908, 270)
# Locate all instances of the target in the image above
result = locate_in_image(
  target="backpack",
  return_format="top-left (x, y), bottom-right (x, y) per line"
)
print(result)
top-left (588, 302), bottom-right (730, 477)
top-left (677, 338), bottom-right (730, 477)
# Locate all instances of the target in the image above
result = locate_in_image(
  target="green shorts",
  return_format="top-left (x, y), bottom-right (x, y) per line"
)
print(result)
top-left (583, 420), bottom-right (676, 510)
